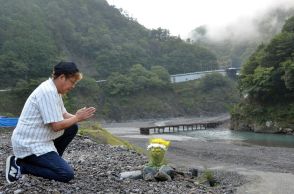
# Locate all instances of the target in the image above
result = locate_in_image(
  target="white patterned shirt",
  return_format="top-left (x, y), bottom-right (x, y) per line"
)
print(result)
top-left (11, 78), bottom-right (66, 158)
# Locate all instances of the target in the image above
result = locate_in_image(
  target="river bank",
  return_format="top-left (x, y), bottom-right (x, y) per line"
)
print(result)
top-left (101, 115), bottom-right (294, 194)
top-left (1, 114), bottom-right (294, 193)
top-left (1, 128), bottom-right (245, 194)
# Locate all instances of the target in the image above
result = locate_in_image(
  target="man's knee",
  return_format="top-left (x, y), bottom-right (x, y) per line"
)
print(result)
top-left (69, 124), bottom-right (78, 134)
top-left (64, 124), bottom-right (78, 137)
top-left (72, 123), bottom-right (78, 130)
top-left (68, 123), bottom-right (78, 130)
top-left (58, 169), bottom-right (74, 183)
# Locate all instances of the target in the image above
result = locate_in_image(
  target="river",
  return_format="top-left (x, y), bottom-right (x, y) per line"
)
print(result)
top-left (102, 113), bottom-right (294, 148)
top-left (176, 128), bottom-right (294, 148)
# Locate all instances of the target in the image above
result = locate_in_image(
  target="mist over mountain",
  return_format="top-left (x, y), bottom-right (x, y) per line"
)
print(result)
top-left (189, 3), bottom-right (294, 68)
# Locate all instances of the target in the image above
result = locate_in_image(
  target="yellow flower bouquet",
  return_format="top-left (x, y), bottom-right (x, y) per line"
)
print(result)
top-left (147, 138), bottom-right (170, 168)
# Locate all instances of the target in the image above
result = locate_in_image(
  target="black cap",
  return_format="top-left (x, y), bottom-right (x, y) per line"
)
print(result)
top-left (54, 62), bottom-right (79, 75)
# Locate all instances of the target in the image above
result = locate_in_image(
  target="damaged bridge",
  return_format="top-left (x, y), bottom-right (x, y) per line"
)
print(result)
top-left (139, 121), bottom-right (225, 135)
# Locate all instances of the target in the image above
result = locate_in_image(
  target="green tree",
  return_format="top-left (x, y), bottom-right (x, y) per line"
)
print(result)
top-left (263, 32), bottom-right (294, 68)
top-left (0, 52), bottom-right (28, 87)
top-left (198, 73), bottom-right (231, 92)
top-left (129, 64), bottom-right (152, 90)
top-left (105, 72), bottom-right (134, 96)
top-left (282, 16), bottom-right (294, 33)
top-left (282, 60), bottom-right (294, 90)
top-left (150, 65), bottom-right (171, 85)
top-left (240, 66), bottom-right (274, 101)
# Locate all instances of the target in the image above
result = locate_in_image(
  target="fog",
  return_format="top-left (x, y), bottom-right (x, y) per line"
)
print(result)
top-left (189, 0), bottom-right (294, 42)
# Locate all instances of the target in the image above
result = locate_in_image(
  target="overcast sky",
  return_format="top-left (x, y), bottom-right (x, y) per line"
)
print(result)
top-left (106, 0), bottom-right (294, 38)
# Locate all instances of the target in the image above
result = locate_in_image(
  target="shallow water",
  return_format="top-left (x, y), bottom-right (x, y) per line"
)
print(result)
top-left (177, 129), bottom-right (294, 148)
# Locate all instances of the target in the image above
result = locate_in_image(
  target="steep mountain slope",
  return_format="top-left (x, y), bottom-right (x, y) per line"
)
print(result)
top-left (231, 16), bottom-right (294, 133)
top-left (0, 0), bottom-right (217, 88)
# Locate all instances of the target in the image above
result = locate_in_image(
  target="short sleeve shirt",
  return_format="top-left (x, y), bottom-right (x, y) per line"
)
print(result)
top-left (11, 78), bottom-right (67, 158)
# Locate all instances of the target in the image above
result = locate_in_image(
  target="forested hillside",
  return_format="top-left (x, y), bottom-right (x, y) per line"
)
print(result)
top-left (231, 16), bottom-right (294, 133)
top-left (0, 0), bottom-right (239, 120)
top-left (0, 0), bottom-right (217, 88)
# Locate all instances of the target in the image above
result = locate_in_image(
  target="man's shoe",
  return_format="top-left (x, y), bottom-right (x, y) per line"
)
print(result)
top-left (5, 155), bottom-right (21, 183)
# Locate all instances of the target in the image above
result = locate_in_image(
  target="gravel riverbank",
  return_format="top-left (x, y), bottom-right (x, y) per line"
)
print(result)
top-left (1, 128), bottom-right (246, 194)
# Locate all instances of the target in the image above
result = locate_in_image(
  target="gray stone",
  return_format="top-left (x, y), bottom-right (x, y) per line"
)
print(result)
top-left (143, 166), bottom-right (157, 175)
top-left (83, 138), bottom-right (94, 144)
top-left (159, 165), bottom-right (176, 179)
top-left (143, 166), bottom-right (157, 181)
top-left (119, 170), bottom-right (143, 180)
top-left (284, 128), bottom-right (293, 133)
top-left (154, 171), bottom-right (172, 181)
top-left (143, 172), bottom-right (156, 181)
top-left (13, 189), bottom-right (24, 194)
top-left (189, 168), bottom-right (198, 177)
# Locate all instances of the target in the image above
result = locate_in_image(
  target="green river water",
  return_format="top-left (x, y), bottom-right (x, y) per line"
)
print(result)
top-left (178, 129), bottom-right (294, 148)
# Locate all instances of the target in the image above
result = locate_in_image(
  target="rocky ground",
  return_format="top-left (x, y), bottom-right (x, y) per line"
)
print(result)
top-left (0, 129), bottom-right (246, 194)
top-left (101, 115), bottom-right (294, 194)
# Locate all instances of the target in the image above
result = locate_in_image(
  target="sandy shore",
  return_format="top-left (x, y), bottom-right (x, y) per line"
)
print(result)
top-left (101, 115), bottom-right (294, 194)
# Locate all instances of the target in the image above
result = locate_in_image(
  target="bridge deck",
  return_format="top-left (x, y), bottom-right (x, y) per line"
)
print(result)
top-left (139, 121), bottom-right (223, 135)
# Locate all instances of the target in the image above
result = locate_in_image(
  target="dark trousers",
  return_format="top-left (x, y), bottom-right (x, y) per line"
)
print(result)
top-left (17, 124), bottom-right (78, 182)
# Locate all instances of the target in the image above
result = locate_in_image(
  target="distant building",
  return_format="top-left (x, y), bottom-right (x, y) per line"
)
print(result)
top-left (170, 68), bottom-right (240, 83)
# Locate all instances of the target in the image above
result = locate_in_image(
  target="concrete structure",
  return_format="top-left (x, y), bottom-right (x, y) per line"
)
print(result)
top-left (170, 68), bottom-right (240, 83)
top-left (0, 89), bottom-right (11, 92)
top-left (140, 121), bottom-right (224, 135)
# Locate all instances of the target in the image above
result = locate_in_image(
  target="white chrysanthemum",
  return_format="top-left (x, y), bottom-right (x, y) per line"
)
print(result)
top-left (147, 143), bottom-right (167, 150)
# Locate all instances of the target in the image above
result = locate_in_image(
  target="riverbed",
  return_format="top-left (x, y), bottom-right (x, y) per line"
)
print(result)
top-left (101, 115), bottom-right (294, 194)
